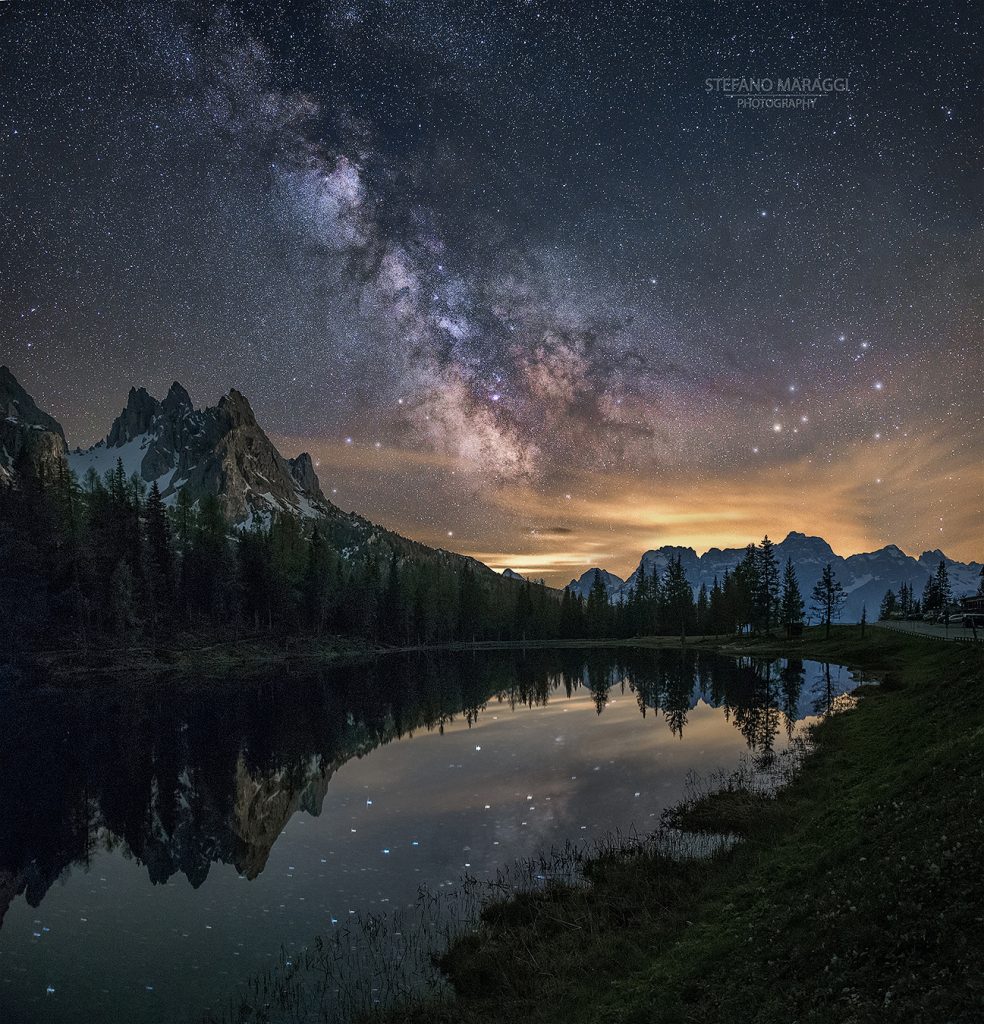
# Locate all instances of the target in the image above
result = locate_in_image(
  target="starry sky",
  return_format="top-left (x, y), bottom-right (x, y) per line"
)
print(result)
top-left (2, 1), bottom-right (981, 581)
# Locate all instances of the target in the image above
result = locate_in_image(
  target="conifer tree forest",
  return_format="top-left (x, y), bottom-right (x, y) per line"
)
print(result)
top-left (0, 457), bottom-right (817, 654)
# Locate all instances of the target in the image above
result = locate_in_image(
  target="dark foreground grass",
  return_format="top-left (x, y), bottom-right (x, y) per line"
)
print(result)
top-left (384, 627), bottom-right (984, 1024)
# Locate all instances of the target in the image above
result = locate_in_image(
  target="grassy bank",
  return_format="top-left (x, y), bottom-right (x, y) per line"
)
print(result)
top-left (383, 626), bottom-right (983, 1024)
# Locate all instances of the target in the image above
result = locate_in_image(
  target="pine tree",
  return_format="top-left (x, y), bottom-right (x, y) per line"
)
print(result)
top-left (730, 545), bottom-right (759, 633)
top-left (779, 558), bottom-right (804, 636)
top-left (934, 558), bottom-right (951, 613)
top-left (754, 535), bottom-right (781, 633)
top-left (380, 551), bottom-right (403, 643)
top-left (921, 573), bottom-right (941, 614)
top-left (109, 560), bottom-right (135, 649)
top-left (663, 556), bottom-right (694, 641)
top-left (810, 562), bottom-right (846, 639)
top-left (304, 525), bottom-right (336, 635)
top-left (695, 582), bottom-right (709, 635)
top-left (706, 575), bottom-right (724, 634)
top-left (143, 481), bottom-right (174, 615)
top-left (878, 589), bottom-right (897, 620)
top-left (585, 572), bottom-right (611, 638)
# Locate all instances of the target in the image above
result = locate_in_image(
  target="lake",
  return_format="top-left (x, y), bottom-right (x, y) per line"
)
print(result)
top-left (0, 648), bottom-right (860, 1024)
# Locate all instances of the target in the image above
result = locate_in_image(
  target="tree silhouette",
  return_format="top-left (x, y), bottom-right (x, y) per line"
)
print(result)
top-left (755, 535), bottom-right (781, 633)
top-left (810, 563), bottom-right (846, 639)
top-left (779, 558), bottom-right (804, 636)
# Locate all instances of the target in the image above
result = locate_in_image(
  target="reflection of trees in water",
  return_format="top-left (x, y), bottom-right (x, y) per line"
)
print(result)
top-left (0, 649), bottom-right (847, 925)
top-left (811, 662), bottom-right (839, 717)
top-left (779, 660), bottom-right (806, 738)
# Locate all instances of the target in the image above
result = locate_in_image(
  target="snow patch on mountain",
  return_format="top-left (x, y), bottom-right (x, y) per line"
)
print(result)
top-left (66, 382), bottom-right (336, 526)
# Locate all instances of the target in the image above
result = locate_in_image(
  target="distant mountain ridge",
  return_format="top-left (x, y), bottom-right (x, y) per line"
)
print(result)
top-left (567, 531), bottom-right (982, 623)
top-left (567, 567), bottom-right (626, 601)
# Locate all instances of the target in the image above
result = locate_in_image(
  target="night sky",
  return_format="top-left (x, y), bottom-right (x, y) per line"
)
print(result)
top-left (2, 1), bottom-right (981, 580)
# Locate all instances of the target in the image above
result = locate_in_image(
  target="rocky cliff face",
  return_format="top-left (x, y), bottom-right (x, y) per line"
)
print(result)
top-left (0, 365), bottom-right (67, 482)
top-left (68, 381), bottom-right (335, 526)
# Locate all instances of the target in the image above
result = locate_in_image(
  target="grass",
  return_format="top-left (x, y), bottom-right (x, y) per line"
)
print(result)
top-left (379, 626), bottom-right (984, 1024)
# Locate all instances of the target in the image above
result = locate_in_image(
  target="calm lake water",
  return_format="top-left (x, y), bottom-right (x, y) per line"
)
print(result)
top-left (0, 648), bottom-right (859, 1024)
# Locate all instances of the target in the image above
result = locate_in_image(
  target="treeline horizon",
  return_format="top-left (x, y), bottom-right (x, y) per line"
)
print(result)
top-left (2, 455), bottom-right (850, 655)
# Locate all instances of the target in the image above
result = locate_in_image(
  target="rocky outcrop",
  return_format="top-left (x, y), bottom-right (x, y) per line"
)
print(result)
top-left (161, 381), bottom-right (192, 417)
top-left (288, 452), bottom-right (324, 500)
top-left (106, 387), bottom-right (160, 446)
top-left (0, 365), bottom-right (67, 481)
top-left (68, 381), bottom-right (338, 525)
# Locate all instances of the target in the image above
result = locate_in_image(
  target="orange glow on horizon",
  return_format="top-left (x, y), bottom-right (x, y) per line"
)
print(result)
top-left (276, 429), bottom-right (983, 586)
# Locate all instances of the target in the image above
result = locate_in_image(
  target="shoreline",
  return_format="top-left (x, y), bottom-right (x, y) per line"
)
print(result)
top-left (370, 626), bottom-right (982, 1023)
top-left (6, 626), bottom-right (894, 685)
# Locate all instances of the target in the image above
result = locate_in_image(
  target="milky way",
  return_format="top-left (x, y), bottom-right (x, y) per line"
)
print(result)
top-left (1, 1), bottom-right (981, 578)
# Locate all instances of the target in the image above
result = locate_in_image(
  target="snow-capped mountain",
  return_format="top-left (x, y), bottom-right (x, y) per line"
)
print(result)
top-left (67, 381), bottom-right (336, 526)
top-left (501, 568), bottom-right (526, 581)
top-left (566, 567), bottom-right (626, 600)
top-left (591, 531), bottom-right (982, 622)
top-left (2, 368), bottom-right (507, 587)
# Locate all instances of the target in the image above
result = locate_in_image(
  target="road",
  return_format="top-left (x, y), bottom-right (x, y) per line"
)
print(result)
top-left (872, 619), bottom-right (982, 643)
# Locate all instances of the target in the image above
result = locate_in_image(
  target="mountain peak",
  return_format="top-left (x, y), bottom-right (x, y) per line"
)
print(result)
top-left (218, 388), bottom-right (257, 427)
top-left (288, 452), bottom-right (324, 499)
top-left (918, 549), bottom-right (949, 565)
top-left (777, 532), bottom-right (835, 559)
top-left (502, 568), bottom-right (525, 581)
top-left (566, 567), bottom-right (625, 600)
top-left (68, 381), bottom-right (338, 526)
top-left (107, 387), bottom-right (161, 447)
top-left (162, 381), bottom-right (193, 416)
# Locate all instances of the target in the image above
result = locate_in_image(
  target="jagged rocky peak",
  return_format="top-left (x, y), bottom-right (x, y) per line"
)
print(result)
top-left (216, 388), bottom-right (259, 429)
top-left (106, 386), bottom-right (161, 446)
top-left (67, 380), bottom-right (340, 525)
top-left (288, 452), bottom-right (323, 498)
top-left (161, 381), bottom-right (193, 416)
top-left (918, 548), bottom-right (949, 566)
top-left (104, 379), bottom-right (195, 449)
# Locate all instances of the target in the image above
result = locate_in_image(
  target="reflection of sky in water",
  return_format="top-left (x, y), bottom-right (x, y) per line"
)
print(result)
top-left (0, 653), bottom-right (858, 1024)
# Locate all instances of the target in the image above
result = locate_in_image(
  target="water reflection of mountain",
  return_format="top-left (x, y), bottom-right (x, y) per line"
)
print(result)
top-left (0, 649), bottom-right (854, 927)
